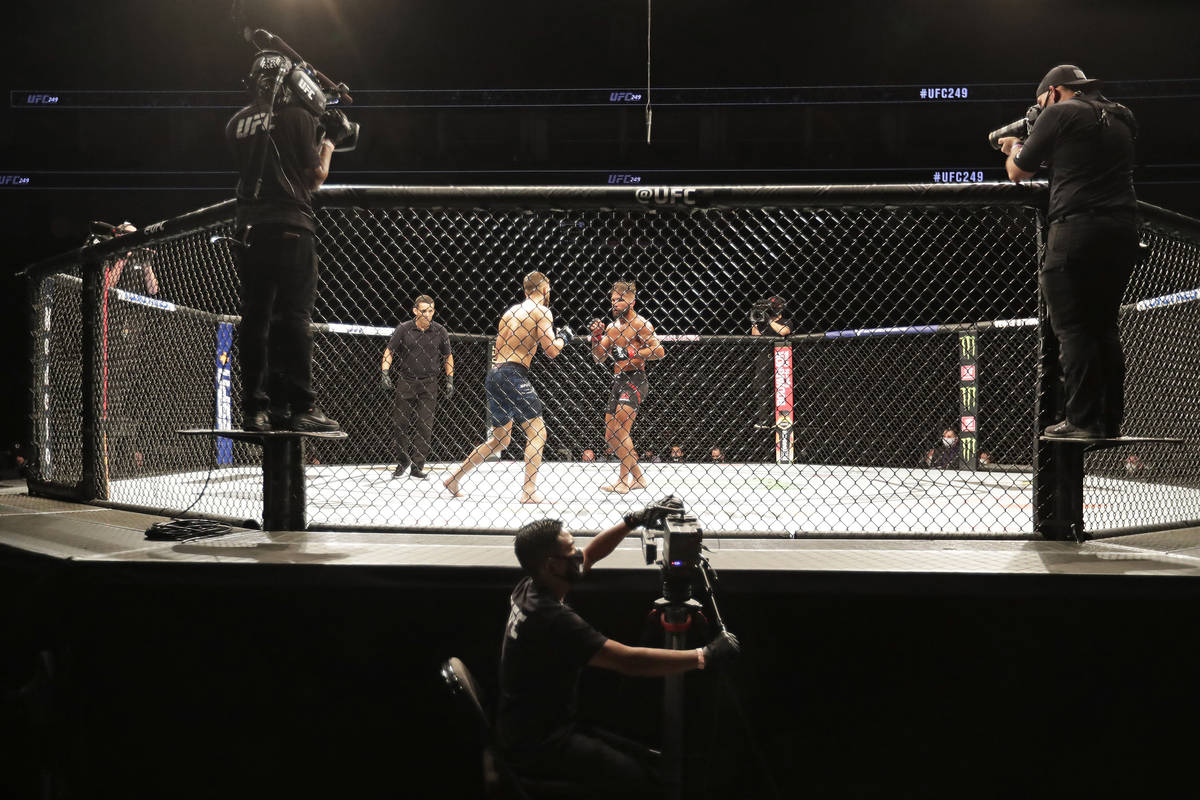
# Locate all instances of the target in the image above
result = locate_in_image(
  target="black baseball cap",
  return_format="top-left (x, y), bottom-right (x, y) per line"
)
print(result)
top-left (1036, 64), bottom-right (1101, 97)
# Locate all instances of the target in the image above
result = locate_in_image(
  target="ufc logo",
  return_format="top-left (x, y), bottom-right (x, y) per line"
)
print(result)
top-left (235, 113), bottom-right (274, 139)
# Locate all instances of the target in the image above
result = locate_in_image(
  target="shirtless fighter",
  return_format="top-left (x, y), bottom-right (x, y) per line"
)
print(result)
top-left (589, 281), bottom-right (665, 493)
top-left (444, 271), bottom-right (573, 504)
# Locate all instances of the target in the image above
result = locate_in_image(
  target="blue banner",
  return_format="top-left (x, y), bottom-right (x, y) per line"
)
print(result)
top-left (215, 322), bottom-right (233, 464)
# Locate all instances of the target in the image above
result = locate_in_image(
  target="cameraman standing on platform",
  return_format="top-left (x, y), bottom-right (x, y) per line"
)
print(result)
top-left (380, 295), bottom-right (454, 480)
top-left (498, 503), bottom-right (740, 797)
top-left (226, 51), bottom-right (340, 433)
top-left (999, 64), bottom-right (1139, 440)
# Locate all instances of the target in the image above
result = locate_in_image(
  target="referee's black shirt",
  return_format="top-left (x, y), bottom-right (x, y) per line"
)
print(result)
top-left (1014, 95), bottom-right (1137, 222)
top-left (387, 320), bottom-right (451, 380)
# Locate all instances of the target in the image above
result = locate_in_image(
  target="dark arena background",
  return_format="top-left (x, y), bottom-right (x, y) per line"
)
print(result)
top-left (4, 2), bottom-right (1200, 798)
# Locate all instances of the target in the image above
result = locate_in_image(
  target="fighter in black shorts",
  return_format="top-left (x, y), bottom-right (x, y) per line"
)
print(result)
top-left (589, 281), bottom-right (665, 493)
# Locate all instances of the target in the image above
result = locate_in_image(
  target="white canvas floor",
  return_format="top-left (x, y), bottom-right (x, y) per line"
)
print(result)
top-left (107, 460), bottom-right (1200, 537)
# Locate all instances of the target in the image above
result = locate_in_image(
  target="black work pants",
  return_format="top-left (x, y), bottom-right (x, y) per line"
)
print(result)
top-left (507, 723), bottom-right (661, 799)
top-left (237, 224), bottom-right (318, 415)
top-left (393, 376), bottom-right (439, 468)
top-left (1039, 212), bottom-right (1138, 433)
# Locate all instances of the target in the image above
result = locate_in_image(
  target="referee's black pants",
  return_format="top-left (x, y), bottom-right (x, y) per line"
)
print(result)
top-left (1039, 212), bottom-right (1138, 434)
top-left (393, 376), bottom-right (439, 469)
top-left (236, 224), bottom-right (318, 416)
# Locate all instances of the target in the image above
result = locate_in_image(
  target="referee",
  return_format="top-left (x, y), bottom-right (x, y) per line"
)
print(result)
top-left (381, 295), bottom-right (454, 479)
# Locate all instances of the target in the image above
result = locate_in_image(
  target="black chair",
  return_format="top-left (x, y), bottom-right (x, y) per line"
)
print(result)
top-left (439, 657), bottom-right (584, 800)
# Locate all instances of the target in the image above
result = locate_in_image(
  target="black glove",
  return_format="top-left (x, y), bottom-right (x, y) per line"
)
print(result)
top-left (557, 326), bottom-right (574, 347)
top-left (443, 374), bottom-right (455, 400)
top-left (611, 344), bottom-right (628, 361)
top-left (381, 370), bottom-right (393, 391)
top-left (624, 495), bottom-right (679, 530)
top-left (702, 630), bottom-right (741, 669)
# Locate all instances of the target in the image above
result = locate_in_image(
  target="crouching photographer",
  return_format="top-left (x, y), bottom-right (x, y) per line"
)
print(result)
top-left (497, 499), bottom-right (740, 798)
top-left (225, 45), bottom-right (359, 433)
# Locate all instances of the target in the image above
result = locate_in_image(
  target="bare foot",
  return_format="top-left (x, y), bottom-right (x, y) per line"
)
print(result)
top-left (628, 478), bottom-right (648, 491)
top-left (519, 491), bottom-right (545, 504)
top-left (443, 476), bottom-right (462, 497)
top-left (599, 482), bottom-right (631, 494)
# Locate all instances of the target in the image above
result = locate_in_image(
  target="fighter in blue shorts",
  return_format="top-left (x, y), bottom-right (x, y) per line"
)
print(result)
top-left (445, 271), bottom-right (573, 504)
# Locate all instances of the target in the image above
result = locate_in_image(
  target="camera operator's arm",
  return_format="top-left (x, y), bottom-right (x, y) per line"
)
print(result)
top-left (581, 499), bottom-right (671, 571)
top-left (589, 629), bottom-right (740, 677)
top-left (309, 138), bottom-right (335, 190)
top-left (768, 318), bottom-right (790, 336)
top-left (1000, 137), bottom-right (1036, 183)
top-left (1003, 101), bottom-right (1063, 183)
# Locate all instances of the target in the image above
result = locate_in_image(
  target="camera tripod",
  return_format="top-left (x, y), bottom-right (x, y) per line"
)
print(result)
top-left (648, 558), bottom-right (724, 800)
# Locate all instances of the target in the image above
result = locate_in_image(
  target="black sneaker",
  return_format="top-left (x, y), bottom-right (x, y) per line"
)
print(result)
top-left (268, 407), bottom-right (292, 430)
top-left (410, 465), bottom-right (429, 480)
top-left (243, 410), bottom-right (272, 432)
top-left (1043, 420), bottom-right (1104, 440)
top-left (291, 407), bottom-right (341, 433)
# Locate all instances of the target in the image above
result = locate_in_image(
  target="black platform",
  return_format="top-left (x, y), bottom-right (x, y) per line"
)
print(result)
top-left (178, 428), bottom-right (348, 531)
top-left (1037, 434), bottom-right (1186, 542)
top-left (2, 488), bottom-right (1199, 798)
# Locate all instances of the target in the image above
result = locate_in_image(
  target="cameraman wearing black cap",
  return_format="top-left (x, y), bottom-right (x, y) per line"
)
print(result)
top-left (225, 51), bottom-right (340, 433)
top-left (998, 64), bottom-right (1139, 439)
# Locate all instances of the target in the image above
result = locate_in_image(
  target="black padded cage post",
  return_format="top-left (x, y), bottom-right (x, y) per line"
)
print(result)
top-left (21, 184), bottom-right (1200, 539)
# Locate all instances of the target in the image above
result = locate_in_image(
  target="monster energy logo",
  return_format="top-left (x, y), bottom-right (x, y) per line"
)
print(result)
top-left (960, 385), bottom-right (978, 410)
top-left (960, 435), bottom-right (977, 462)
top-left (959, 334), bottom-right (977, 360)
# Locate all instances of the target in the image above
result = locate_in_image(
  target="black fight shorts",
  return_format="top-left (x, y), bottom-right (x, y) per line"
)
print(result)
top-left (606, 370), bottom-right (648, 416)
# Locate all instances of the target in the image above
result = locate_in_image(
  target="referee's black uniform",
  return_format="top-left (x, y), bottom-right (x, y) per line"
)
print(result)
top-left (387, 320), bottom-right (451, 474)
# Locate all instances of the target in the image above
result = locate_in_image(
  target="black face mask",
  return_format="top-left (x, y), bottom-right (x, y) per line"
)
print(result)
top-left (564, 551), bottom-right (585, 584)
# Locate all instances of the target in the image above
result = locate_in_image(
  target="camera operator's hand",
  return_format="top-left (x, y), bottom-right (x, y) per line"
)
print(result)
top-left (623, 495), bottom-right (679, 530)
top-left (998, 136), bottom-right (1022, 157)
top-left (380, 370), bottom-right (393, 391)
top-left (700, 630), bottom-right (741, 669)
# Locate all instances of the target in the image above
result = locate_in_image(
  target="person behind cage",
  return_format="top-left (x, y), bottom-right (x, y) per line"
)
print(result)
top-left (381, 295), bottom-right (454, 480)
top-left (589, 280), bottom-right (666, 494)
top-left (497, 501), bottom-right (741, 797)
top-left (444, 271), bottom-right (573, 503)
top-left (998, 65), bottom-right (1140, 440)
top-left (97, 222), bottom-right (159, 474)
top-left (924, 426), bottom-right (963, 470)
top-left (750, 297), bottom-right (792, 460)
top-left (225, 50), bottom-right (340, 433)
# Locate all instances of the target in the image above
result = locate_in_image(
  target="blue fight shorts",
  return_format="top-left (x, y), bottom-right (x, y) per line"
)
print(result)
top-left (486, 362), bottom-right (543, 426)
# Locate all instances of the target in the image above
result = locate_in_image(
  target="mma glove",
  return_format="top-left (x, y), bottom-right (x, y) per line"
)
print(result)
top-left (590, 318), bottom-right (606, 345)
top-left (611, 345), bottom-right (629, 361)
top-left (557, 326), bottom-right (574, 347)
top-left (443, 374), bottom-right (455, 400)
top-left (700, 630), bottom-right (741, 669)
top-left (380, 370), bottom-right (393, 391)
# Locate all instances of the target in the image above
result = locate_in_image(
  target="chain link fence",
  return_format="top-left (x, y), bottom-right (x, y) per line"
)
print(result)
top-left (23, 185), bottom-right (1200, 537)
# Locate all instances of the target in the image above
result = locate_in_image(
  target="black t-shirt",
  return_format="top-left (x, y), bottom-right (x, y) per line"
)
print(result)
top-left (496, 577), bottom-right (608, 750)
top-left (386, 320), bottom-right (451, 379)
top-left (1014, 96), bottom-right (1137, 222)
top-left (225, 103), bottom-right (322, 232)
top-left (755, 318), bottom-right (792, 395)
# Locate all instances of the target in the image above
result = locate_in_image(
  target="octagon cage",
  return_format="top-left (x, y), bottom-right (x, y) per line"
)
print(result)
top-left (23, 184), bottom-right (1200, 539)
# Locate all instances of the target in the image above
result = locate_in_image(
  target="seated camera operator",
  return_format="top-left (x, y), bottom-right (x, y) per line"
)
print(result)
top-left (999, 64), bottom-right (1139, 440)
top-left (225, 50), bottom-right (340, 433)
top-left (498, 502), bottom-right (740, 796)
